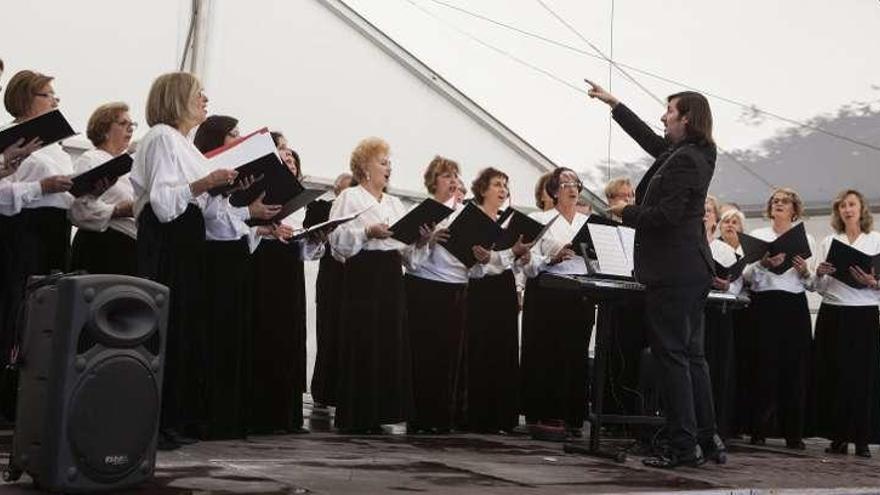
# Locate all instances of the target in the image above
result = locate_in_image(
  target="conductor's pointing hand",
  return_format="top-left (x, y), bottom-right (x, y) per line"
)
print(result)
top-left (584, 78), bottom-right (619, 108)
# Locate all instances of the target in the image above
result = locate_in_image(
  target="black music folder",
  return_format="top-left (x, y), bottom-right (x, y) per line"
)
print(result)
top-left (493, 209), bottom-right (556, 251)
top-left (390, 198), bottom-right (454, 245)
top-left (714, 256), bottom-right (747, 281)
top-left (571, 214), bottom-right (622, 257)
top-left (440, 202), bottom-right (503, 268)
top-left (0, 109), bottom-right (76, 151)
top-left (69, 153), bottom-right (133, 198)
top-left (208, 152), bottom-right (287, 198)
top-left (739, 223), bottom-right (812, 275)
top-left (303, 199), bottom-right (333, 228)
top-left (825, 238), bottom-right (880, 288)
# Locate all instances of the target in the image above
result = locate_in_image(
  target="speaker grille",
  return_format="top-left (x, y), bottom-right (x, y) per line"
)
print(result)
top-left (67, 356), bottom-right (159, 482)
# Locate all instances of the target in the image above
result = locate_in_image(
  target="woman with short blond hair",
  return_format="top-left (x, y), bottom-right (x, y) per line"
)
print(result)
top-left (813, 189), bottom-right (880, 457)
top-left (328, 137), bottom-right (430, 433)
top-left (130, 71), bottom-right (240, 449)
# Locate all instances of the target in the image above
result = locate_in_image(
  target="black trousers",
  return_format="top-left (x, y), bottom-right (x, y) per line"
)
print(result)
top-left (750, 290), bottom-right (811, 442)
top-left (644, 281), bottom-right (715, 456)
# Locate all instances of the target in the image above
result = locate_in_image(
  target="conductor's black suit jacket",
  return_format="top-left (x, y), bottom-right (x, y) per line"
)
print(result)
top-left (614, 104), bottom-right (715, 287)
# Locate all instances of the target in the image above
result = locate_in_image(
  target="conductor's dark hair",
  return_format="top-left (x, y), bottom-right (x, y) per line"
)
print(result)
top-left (470, 167), bottom-right (508, 205)
top-left (545, 167), bottom-right (581, 205)
top-left (193, 114), bottom-right (238, 154)
top-left (668, 91), bottom-right (714, 145)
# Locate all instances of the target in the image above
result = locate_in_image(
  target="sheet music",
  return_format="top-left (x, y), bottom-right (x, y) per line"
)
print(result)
top-left (617, 226), bottom-right (636, 276)
top-left (207, 130), bottom-right (278, 170)
top-left (587, 224), bottom-right (632, 277)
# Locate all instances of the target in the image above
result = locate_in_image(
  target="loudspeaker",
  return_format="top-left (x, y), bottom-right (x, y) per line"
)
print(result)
top-left (5, 274), bottom-right (168, 492)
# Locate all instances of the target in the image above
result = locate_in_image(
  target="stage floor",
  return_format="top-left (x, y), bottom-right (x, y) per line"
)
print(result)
top-left (4, 422), bottom-right (880, 494)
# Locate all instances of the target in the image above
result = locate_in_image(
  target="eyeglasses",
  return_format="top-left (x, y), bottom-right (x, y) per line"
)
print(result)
top-left (226, 130), bottom-right (240, 139)
top-left (378, 158), bottom-right (391, 166)
top-left (560, 181), bottom-right (583, 191)
top-left (771, 197), bottom-right (792, 205)
top-left (34, 92), bottom-right (59, 101)
top-left (115, 120), bottom-right (138, 130)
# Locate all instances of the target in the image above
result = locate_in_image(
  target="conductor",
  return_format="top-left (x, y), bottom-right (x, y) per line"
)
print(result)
top-left (586, 81), bottom-right (725, 468)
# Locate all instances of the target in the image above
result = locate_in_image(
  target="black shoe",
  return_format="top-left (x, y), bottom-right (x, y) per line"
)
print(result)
top-left (825, 441), bottom-right (847, 455)
top-left (701, 434), bottom-right (728, 464)
top-left (642, 446), bottom-right (705, 469)
top-left (785, 439), bottom-right (806, 450)
top-left (166, 430), bottom-right (198, 445)
top-left (750, 435), bottom-right (766, 446)
top-left (156, 431), bottom-right (181, 451)
top-left (855, 444), bottom-right (871, 458)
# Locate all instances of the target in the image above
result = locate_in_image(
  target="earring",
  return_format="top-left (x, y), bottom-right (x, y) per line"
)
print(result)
top-left (366, 172), bottom-right (371, 183)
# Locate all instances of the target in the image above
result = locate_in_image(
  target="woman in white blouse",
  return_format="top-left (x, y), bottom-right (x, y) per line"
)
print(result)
top-left (812, 189), bottom-right (880, 458)
top-left (68, 102), bottom-right (137, 275)
top-left (718, 205), bottom-right (757, 438)
top-left (466, 167), bottom-right (531, 433)
top-left (703, 195), bottom-right (741, 439)
top-left (403, 156), bottom-right (469, 434)
top-left (520, 167), bottom-right (594, 437)
top-left (328, 137), bottom-right (429, 434)
top-left (130, 72), bottom-right (240, 450)
top-left (1, 70), bottom-right (74, 369)
top-left (744, 187), bottom-right (816, 449)
top-left (249, 131), bottom-right (324, 435)
top-left (192, 114), bottom-right (282, 440)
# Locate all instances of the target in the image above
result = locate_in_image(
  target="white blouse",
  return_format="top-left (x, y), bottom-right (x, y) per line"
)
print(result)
top-left (523, 210), bottom-right (589, 277)
top-left (710, 238), bottom-right (744, 295)
top-left (0, 178), bottom-right (42, 216)
top-left (130, 124), bottom-right (259, 252)
top-left (406, 202), bottom-right (516, 284)
top-left (68, 149), bottom-right (137, 239)
top-left (273, 208), bottom-right (326, 261)
top-left (10, 143), bottom-right (73, 210)
top-left (328, 185), bottom-right (426, 267)
top-left (743, 224), bottom-right (817, 294)
top-left (131, 124), bottom-right (207, 222)
top-left (813, 232), bottom-right (880, 307)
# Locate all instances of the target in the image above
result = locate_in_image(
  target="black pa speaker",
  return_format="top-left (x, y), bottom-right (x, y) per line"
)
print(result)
top-left (4, 274), bottom-right (168, 492)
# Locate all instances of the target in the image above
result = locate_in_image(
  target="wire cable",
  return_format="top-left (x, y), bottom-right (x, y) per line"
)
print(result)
top-left (421, 0), bottom-right (880, 155)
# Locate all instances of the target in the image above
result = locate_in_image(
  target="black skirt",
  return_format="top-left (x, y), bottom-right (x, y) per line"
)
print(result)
top-left (750, 290), bottom-right (812, 441)
top-left (404, 274), bottom-right (467, 431)
top-left (466, 270), bottom-right (519, 432)
top-left (520, 273), bottom-right (595, 428)
top-left (250, 240), bottom-right (307, 433)
top-left (310, 254), bottom-right (345, 406)
top-left (335, 250), bottom-right (413, 431)
top-left (0, 214), bottom-right (14, 368)
top-left (203, 237), bottom-right (252, 440)
top-left (70, 227), bottom-right (137, 276)
top-left (704, 305), bottom-right (737, 438)
top-left (732, 304), bottom-right (757, 435)
top-left (137, 204), bottom-right (208, 434)
top-left (813, 303), bottom-right (880, 444)
top-left (1, 207), bottom-right (70, 365)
